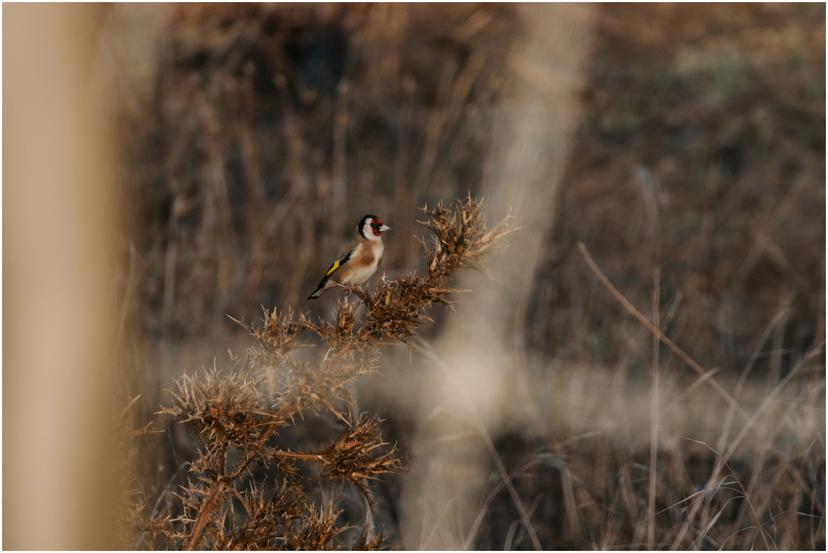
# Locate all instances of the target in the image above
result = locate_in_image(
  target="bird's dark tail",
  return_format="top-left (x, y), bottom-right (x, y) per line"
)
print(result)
top-left (307, 287), bottom-right (325, 300)
top-left (307, 279), bottom-right (328, 300)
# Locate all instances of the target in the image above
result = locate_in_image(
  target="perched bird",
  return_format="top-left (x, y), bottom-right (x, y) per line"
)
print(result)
top-left (307, 214), bottom-right (391, 299)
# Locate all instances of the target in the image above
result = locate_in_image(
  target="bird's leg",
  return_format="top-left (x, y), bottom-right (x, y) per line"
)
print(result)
top-left (338, 282), bottom-right (370, 302)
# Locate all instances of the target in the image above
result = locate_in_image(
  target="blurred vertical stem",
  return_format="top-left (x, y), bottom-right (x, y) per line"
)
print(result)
top-left (647, 266), bottom-right (661, 549)
top-left (400, 4), bottom-right (594, 549)
top-left (4, 4), bottom-right (123, 548)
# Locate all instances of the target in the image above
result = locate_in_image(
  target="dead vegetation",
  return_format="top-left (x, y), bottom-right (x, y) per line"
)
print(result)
top-left (114, 4), bottom-right (825, 550)
top-left (136, 198), bottom-right (509, 549)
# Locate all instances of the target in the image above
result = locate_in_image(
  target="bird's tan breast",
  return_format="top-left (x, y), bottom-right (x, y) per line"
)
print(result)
top-left (340, 240), bottom-right (383, 285)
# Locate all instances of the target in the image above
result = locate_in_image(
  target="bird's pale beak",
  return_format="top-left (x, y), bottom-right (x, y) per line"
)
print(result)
top-left (380, 224), bottom-right (391, 232)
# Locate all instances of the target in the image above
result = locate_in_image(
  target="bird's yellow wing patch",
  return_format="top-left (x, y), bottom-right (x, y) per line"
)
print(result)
top-left (325, 259), bottom-right (341, 276)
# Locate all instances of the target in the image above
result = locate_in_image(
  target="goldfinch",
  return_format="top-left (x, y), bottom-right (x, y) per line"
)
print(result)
top-left (307, 214), bottom-right (391, 300)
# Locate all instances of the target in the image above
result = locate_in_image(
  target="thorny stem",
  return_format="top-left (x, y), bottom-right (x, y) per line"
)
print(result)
top-left (184, 482), bottom-right (225, 550)
top-left (269, 449), bottom-right (328, 464)
top-left (184, 406), bottom-right (296, 550)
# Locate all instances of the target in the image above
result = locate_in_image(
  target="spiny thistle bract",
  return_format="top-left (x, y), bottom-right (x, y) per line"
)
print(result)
top-left (139, 196), bottom-right (511, 550)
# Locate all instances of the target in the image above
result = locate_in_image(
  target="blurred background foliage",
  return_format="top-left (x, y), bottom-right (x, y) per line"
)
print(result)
top-left (114, 3), bottom-right (825, 549)
top-left (121, 4), bottom-right (823, 372)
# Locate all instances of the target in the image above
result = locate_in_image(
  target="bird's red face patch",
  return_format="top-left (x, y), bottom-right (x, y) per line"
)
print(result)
top-left (370, 218), bottom-right (384, 236)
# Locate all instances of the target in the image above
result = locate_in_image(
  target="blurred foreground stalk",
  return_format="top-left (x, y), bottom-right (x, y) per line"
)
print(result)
top-left (3, 4), bottom-right (122, 548)
top-left (400, 4), bottom-right (594, 549)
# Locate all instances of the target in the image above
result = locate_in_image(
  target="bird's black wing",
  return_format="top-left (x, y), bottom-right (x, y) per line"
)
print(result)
top-left (324, 250), bottom-right (353, 279)
top-left (308, 250), bottom-right (353, 299)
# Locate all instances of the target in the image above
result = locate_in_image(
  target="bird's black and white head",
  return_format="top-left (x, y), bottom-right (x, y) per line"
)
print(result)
top-left (357, 214), bottom-right (391, 241)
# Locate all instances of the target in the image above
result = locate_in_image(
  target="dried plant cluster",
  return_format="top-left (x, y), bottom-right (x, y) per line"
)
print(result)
top-left (139, 197), bottom-right (509, 550)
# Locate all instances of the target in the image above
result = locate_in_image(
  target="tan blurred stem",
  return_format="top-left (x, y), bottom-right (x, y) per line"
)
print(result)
top-left (400, 5), bottom-right (594, 549)
top-left (4, 4), bottom-right (122, 548)
top-left (647, 267), bottom-right (661, 549)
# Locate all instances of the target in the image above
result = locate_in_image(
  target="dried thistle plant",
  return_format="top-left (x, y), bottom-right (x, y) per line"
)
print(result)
top-left (353, 194), bottom-right (513, 342)
top-left (139, 196), bottom-right (510, 550)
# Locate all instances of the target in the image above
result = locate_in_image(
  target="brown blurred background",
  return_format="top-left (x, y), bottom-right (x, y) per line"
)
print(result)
top-left (4, 3), bottom-right (825, 549)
